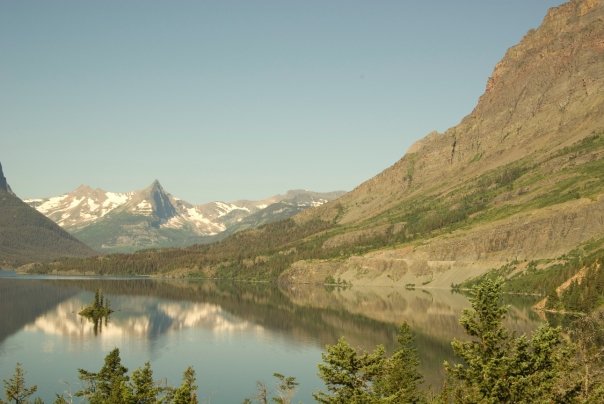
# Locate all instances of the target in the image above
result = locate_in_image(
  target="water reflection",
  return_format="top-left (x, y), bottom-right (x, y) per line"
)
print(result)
top-left (23, 295), bottom-right (265, 344)
top-left (0, 275), bottom-right (543, 399)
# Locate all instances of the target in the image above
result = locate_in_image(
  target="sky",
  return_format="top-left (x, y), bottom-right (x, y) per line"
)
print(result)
top-left (0, 0), bottom-right (566, 204)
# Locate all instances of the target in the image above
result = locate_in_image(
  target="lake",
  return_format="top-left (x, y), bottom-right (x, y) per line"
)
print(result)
top-left (0, 271), bottom-right (543, 403)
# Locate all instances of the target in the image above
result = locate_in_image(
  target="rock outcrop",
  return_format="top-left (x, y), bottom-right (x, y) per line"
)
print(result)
top-left (0, 162), bottom-right (13, 194)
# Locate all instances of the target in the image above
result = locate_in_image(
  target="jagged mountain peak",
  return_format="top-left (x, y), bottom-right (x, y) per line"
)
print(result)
top-left (147, 179), bottom-right (163, 191)
top-left (126, 180), bottom-right (178, 221)
top-left (0, 161), bottom-right (14, 194)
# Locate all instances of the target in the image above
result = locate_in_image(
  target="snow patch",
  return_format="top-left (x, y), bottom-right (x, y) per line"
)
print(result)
top-left (311, 198), bottom-right (328, 207)
top-left (215, 202), bottom-right (249, 217)
top-left (87, 198), bottom-right (99, 212)
top-left (135, 200), bottom-right (153, 214)
top-left (162, 216), bottom-right (186, 229)
top-left (35, 195), bottom-right (69, 214)
top-left (103, 192), bottom-right (129, 208)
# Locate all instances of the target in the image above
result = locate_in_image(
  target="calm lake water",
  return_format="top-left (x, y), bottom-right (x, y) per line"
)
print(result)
top-left (0, 271), bottom-right (543, 403)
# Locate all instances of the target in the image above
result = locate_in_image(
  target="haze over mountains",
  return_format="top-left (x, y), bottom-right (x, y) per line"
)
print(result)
top-left (26, 182), bottom-right (344, 252)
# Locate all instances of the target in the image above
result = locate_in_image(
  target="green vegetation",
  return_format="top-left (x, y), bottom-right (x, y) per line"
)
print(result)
top-left (244, 373), bottom-right (299, 404)
top-left (323, 275), bottom-right (351, 291)
top-left (78, 289), bottom-right (113, 335)
top-left (74, 348), bottom-right (198, 404)
top-left (456, 237), bottom-right (604, 302)
top-left (444, 279), bottom-right (571, 402)
top-left (0, 192), bottom-right (94, 267)
top-left (1, 363), bottom-right (38, 404)
top-left (550, 257), bottom-right (604, 314)
top-left (79, 289), bottom-right (113, 319)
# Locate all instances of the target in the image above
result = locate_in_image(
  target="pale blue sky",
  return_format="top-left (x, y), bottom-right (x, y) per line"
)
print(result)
top-left (1, 0), bottom-right (565, 203)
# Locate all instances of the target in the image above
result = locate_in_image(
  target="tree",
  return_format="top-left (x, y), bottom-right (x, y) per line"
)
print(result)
top-left (244, 373), bottom-right (298, 404)
top-left (569, 313), bottom-right (604, 402)
top-left (2, 363), bottom-right (37, 404)
top-left (375, 323), bottom-right (424, 403)
top-left (170, 367), bottom-right (198, 404)
top-left (445, 278), bottom-right (574, 403)
top-left (272, 373), bottom-right (298, 404)
top-left (314, 337), bottom-right (385, 404)
top-left (76, 348), bottom-right (130, 403)
top-left (130, 362), bottom-right (160, 404)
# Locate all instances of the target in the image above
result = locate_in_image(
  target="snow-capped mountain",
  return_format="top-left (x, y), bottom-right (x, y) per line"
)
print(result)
top-left (27, 185), bottom-right (132, 230)
top-left (25, 182), bottom-right (344, 252)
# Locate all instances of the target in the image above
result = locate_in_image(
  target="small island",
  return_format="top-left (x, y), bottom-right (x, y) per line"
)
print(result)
top-left (79, 289), bottom-right (113, 335)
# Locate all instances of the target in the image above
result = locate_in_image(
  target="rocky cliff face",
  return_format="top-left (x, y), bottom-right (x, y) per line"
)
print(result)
top-left (299, 0), bottom-right (604, 226)
top-left (0, 162), bottom-right (13, 194)
top-left (287, 0), bottom-right (604, 286)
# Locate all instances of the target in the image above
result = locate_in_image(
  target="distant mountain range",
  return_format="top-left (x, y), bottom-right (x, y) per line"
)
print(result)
top-left (0, 162), bottom-right (96, 267)
top-left (26, 182), bottom-right (344, 252)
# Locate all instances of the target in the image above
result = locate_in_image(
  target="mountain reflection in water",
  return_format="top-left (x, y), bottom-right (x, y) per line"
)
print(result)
top-left (23, 297), bottom-right (264, 341)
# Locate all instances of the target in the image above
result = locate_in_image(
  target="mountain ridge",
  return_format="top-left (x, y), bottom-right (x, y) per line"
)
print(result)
top-left (26, 182), bottom-right (345, 252)
top-left (297, 0), bottom-right (603, 227)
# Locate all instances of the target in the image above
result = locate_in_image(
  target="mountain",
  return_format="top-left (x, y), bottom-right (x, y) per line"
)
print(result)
top-left (26, 183), bottom-right (344, 252)
top-left (0, 162), bottom-right (13, 194)
top-left (0, 163), bottom-right (96, 268)
top-left (217, 190), bottom-right (346, 238)
top-left (284, 0), bottom-right (604, 286)
top-left (22, 0), bottom-right (604, 286)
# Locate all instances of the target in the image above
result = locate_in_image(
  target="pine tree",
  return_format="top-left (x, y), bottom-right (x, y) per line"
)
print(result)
top-left (2, 363), bottom-right (37, 404)
top-left (76, 348), bottom-right (130, 403)
top-left (375, 323), bottom-right (424, 403)
top-left (445, 278), bottom-right (574, 403)
top-left (130, 362), bottom-right (159, 404)
top-left (272, 373), bottom-right (298, 404)
top-left (171, 367), bottom-right (198, 404)
top-left (313, 337), bottom-right (385, 403)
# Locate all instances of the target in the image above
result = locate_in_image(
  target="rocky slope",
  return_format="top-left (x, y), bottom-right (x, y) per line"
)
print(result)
top-left (283, 0), bottom-right (604, 286)
top-left (27, 183), bottom-right (344, 252)
top-left (0, 163), bottom-right (96, 267)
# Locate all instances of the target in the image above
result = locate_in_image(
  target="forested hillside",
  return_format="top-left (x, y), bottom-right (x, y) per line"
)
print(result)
top-left (0, 189), bottom-right (96, 267)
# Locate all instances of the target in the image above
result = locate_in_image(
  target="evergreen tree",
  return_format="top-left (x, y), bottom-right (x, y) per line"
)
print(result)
top-left (130, 362), bottom-right (160, 404)
top-left (272, 373), bottom-right (298, 404)
top-left (170, 367), bottom-right (198, 404)
top-left (244, 373), bottom-right (298, 404)
top-left (313, 337), bottom-right (385, 403)
top-left (445, 278), bottom-right (574, 403)
top-left (569, 314), bottom-right (604, 402)
top-left (375, 323), bottom-right (424, 403)
top-left (545, 288), bottom-right (561, 310)
top-left (76, 348), bottom-right (129, 403)
top-left (2, 363), bottom-right (37, 404)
